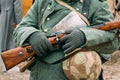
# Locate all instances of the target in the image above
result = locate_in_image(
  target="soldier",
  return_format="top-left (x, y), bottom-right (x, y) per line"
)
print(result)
top-left (13, 0), bottom-right (119, 80)
top-left (0, 0), bottom-right (22, 52)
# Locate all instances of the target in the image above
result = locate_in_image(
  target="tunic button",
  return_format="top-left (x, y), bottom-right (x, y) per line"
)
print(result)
top-left (47, 7), bottom-right (51, 11)
top-left (44, 29), bottom-right (48, 32)
top-left (46, 17), bottom-right (50, 21)
top-left (83, 12), bottom-right (87, 15)
top-left (42, 9), bottom-right (44, 12)
top-left (80, 0), bottom-right (83, 3)
top-left (76, 8), bottom-right (79, 11)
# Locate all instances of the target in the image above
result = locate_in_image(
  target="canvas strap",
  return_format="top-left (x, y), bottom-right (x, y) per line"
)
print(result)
top-left (55, 0), bottom-right (90, 26)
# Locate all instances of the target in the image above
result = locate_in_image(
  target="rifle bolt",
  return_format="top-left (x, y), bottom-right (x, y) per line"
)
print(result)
top-left (18, 52), bottom-right (24, 56)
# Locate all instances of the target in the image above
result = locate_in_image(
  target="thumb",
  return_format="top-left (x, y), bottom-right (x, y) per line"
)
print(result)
top-left (65, 29), bottom-right (72, 34)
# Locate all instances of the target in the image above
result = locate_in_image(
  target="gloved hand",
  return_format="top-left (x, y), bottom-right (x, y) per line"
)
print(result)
top-left (60, 29), bottom-right (86, 54)
top-left (27, 31), bottom-right (54, 57)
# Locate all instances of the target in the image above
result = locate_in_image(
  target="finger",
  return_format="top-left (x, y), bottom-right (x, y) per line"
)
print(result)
top-left (60, 35), bottom-right (68, 43)
top-left (38, 44), bottom-right (46, 56)
top-left (45, 40), bottom-right (54, 51)
top-left (64, 47), bottom-right (74, 54)
top-left (62, 42), bottom-right (71, 50)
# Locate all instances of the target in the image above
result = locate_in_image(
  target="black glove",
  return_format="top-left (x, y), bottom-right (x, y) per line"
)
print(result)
top-left (60, 29), bottom-right (86, 54)
top-left (27, 31), bottom-right (54, 57)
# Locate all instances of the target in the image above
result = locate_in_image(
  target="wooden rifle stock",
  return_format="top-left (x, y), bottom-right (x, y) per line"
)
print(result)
top-left (95, 21), bottom-right (120, 30)
top-left (1, 21), bottom-right (120, 72)
top-left (1, 46), bottom-right (35, 71)
top-left (0, 34), bottom-right (64, 71)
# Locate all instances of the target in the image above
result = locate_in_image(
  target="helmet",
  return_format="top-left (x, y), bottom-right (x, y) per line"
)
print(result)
top-left (63, 51), bottom-right (102, 80)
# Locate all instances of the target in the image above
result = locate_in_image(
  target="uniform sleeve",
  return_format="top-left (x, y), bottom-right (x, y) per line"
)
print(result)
top-left (90, 1), bottom-right (114, 25)
top-left (13, 0), bottom-right (22, 24)
top-left (13, 0), bottom-right (42, 46)
top-left (79, 1), bottom-right (119, 53)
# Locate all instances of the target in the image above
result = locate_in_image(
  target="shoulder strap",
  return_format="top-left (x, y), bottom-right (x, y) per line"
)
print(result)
top-left (82, 0), bottom-right (91, 19)
top-left (56, 0), bottom-right (90, 26)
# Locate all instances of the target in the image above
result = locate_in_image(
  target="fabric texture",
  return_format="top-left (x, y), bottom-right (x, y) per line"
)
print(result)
top-left (60, 29), bottom-right (86, 54)
top-left (63, 51), bottom-right (102, 80)
top-left (27, 31), bottom-right (54, 57)
top-left (13, 0), bottom-right (119, 80)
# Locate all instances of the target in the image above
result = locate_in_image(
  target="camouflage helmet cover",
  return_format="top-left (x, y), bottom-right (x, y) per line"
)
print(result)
top-left (63, 51), bottom-right (102, 80)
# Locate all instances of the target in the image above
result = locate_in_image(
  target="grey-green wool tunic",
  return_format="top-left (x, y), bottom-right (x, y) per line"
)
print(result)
top-left (13, 0), bottom-right (119, 80)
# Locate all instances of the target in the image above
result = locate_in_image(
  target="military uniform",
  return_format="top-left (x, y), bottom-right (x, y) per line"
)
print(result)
top-left (0, 0), bottom-right (22, 52)
top-left (13, 0), bottom-right (119, 80)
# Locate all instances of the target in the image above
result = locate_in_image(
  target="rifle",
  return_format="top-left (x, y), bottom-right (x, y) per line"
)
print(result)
top-left (0, 21), bottom-right (120, 72)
